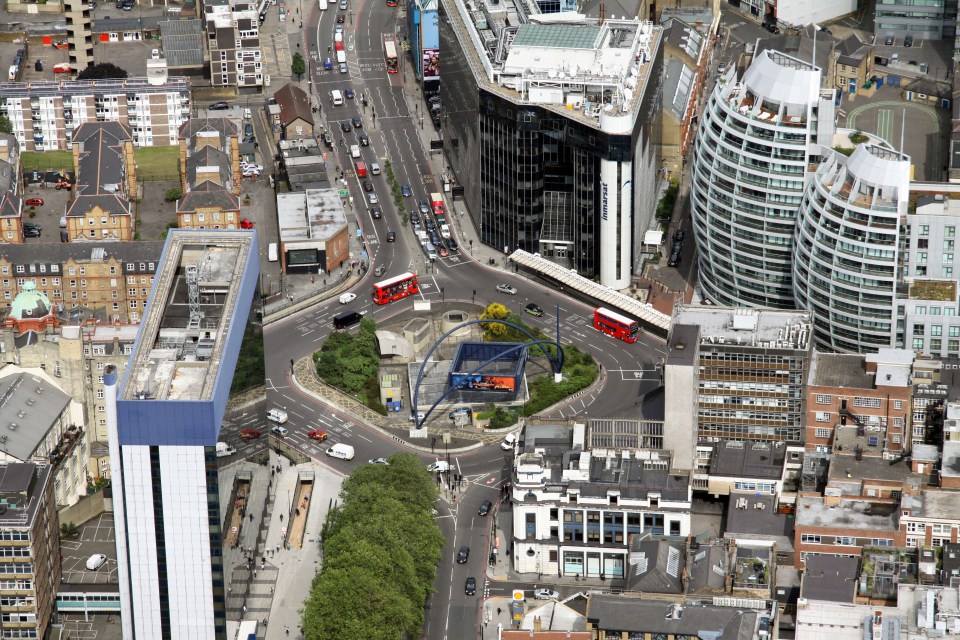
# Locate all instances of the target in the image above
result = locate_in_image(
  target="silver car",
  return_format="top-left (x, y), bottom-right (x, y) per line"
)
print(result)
top-left (496, 283), bottom-right (517, 295)
top-left (367, 193), bottom-right (379, 205)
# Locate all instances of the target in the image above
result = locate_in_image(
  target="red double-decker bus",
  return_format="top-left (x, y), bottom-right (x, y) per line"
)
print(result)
top-left (593, 307), bottom-right (640, 343)
top-left (383, 34), bottom-right (399, 73)
top-left (372, 272), bottom-right (419, 304)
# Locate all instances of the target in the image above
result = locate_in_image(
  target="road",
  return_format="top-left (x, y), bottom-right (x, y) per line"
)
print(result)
top-left (258, 1), bottom-right (672, 637)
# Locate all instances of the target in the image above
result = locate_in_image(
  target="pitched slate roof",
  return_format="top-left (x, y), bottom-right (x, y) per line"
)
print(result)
top-left (0, 192), bottom-right (21, 219)
top-left (186, 145), bottom-right (232, 187)
top-left (178, 117), bottom-right (238, 149)
top-left (273, 83), bottom-right (314, 129)
top-left (178, 180), bottom-right (240, 212)
top-left (72, 121), bottom-right (131, 197)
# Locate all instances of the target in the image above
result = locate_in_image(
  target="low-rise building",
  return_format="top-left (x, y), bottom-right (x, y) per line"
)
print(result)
top-left (177, 181), bottom-right (242, 229)
top-left (65, 122), bottom-right (135, 242)
top-left (511, 423), bottom-right (691, 580)
top-left (279, 138), bottom-right (332, 192)
top-left (901, 489), bottom-right (960, 548)
top-left (276, 188), bottom-right (350, 274)
top-left (178, 118), bottom-right (241, 196)
top-left (794, 496), bottom-right (902, 567)
top-left (274, 84), bottom-right (314, 142)
top-left (725, 493), bottom-right (796, 566)
top-left (701, 440), bottom-right (789, 498)
top-left (0, 192), bottom-right (24, 244)
top-left (0, 77), bottom-right (191, 152)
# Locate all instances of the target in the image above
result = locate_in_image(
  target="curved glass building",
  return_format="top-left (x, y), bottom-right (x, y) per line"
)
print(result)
top-left (793, 144), bottom-right (911, 353)
top-left (690, 50), bottom-right (835, 308)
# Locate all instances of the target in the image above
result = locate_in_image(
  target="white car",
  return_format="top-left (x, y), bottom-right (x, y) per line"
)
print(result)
top-left (241, 162), bottom-right (263, 172)
top-left (339, 292), bottom-right (357, 304)
top-left (243, 107), bottom-right (252, 120)
top-left (534, 588), bottom-right (560, 600)
top-left (279, 7), bottom-right (286, 21)
top-left (243, 168), bottom-right (262, 177)
top-left (271, 426), bottom-right (288, 437)
top-left (86, 554), bottom-right (108, 571)
top-left (496, 283), bottom-right (518, 295)
top-left (151, 48), bottom-right (160, 60)
top-left (335, 23), bottom-right (343, 33)
top-left (368, 457), bottom-right (388, 465)
top-left (500, 433), bottom-right (516, 451)
top-left (367, 193), bottom-right (379, 205)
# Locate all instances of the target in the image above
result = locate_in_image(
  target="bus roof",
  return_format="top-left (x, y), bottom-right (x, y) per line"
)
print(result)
top-left (374, 271), bottom-right (416, 288)
top-left (596, 307), bottom-right (637, 327)
top-left (384, 39), bottom-right (397, 58)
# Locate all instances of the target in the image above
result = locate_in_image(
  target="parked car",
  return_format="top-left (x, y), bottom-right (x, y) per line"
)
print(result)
top-left (308, 429), bottom-right (328, 441)
top-left (209, 101), bottom-right (229, 110)
top-left (904, 35), bottom-right (914, 47)
top-left (496, 283), bottom-right (517, 295)
top-left (456, 546), bottom-right (470, 563)
top-left (339, 292), bottom-right (357, 304)
top-left (449, 407), bottom-right (470, 419)
top-left (524, 302), bottom-right (544, 317)
top-left (668, 251), bottom-right (681, 267)
top-left (23, 223), bottom-right (41, 238)
top-left (24, 198), bottom-right (44, 207)
top-left (478, 500), bottom-right (492, 516)
top-left (53, 63), bottom-right (73, 74)
top-left (401, 184), bottom-right (412, 197)
top-left (240, 429), bottom-right (261, 440)
top-left (673, 229), bottom-right (685, 242)
top-left (86, 554), bottom-right (108, 571)
top-left (151, 48), bottom-right (160, 60)
top-left (885, 34), bottom-right (895, 46)
top-left (239, 219), bottom-right (254, 229)
top-left (243, 107), bottom-right (252, 120)
top-left (535, 588), bottom-right (560, 600)
top-left (54, 180), bottom-right (72, 190)
top-left (345, 87), bottom-right (354, 99)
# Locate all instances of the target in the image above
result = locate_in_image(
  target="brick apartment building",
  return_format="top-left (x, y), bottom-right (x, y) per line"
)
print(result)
top-left (805, 349), bottom-right (913, 454)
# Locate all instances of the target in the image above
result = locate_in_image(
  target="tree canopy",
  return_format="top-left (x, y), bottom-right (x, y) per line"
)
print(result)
top-left (77, 63), bottom-right (128, 80)
top-left (302, 454), bottom-right (444, 640)
top-left (0, 114), bottom-right (12, 135)
top-left (291, 52), bottom-right (306, 80)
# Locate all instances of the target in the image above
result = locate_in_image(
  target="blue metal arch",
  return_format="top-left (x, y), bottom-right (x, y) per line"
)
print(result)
top-left (411, 319), bottom-right (564, 428)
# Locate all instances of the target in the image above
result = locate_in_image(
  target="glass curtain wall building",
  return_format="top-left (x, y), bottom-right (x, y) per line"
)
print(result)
top-left (793, 144), bottom-right (911, 353)
top-left (439, 0), bottom-right (663, 288)
top-left (690, 49), bottom-right (835, 308)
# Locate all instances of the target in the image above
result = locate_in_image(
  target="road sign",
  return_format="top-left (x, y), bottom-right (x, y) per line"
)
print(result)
top-left (338, 189), bottom-right (349, 197)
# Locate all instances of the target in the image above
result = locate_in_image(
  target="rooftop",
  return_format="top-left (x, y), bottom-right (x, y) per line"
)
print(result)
top-left (910, 279), bottom-right (958, 302)
top-left (665, 323), bottom-right (699, 367)
top-left (801, 554), bottom-right (859, 604)
top-left (672, 305), bottom-right (813, 350)
top-left (912, 490), bottom-right (960, 520)
top-left (122, 231), bottom-right (255, 402)
top-left (827, 450), bottom-right (916, 484)
top-left (624, 539), bottom-right (684, 594)
top-left (725, 494), bottom-right (795, 544)
top-left (809, 353), bottom-right (874, 389)
top-left (446, 0), bottom-right (661, 131)
top-left (795, 496), bottom-right (898, 531)
top-left (0, 462), bottom-right (52, 528)
top-left (0, 368), bottom-right (73, 461)
top-left (708, 440), bottom-right (786, 479)
top-left (0, 77), bottom-right (190, 99)
top-left (276, 189), bottom-right (348, 244)
top-left (586, 595), bottom-right (760, 639)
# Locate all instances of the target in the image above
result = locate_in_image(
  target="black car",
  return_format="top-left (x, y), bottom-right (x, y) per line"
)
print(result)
top-left (668, 251), bottom-right (681, 267)
top-left (885, 35), bottom-right (895, 46)
top-left (351, 116), bottom-right (363, 129)
top-left (323, 132), bottom-right (334, 149)
top-left (363, 180), bottom-right (374, 192)
top-left (674, 229), bottom-right (685, 242)
top-left (115, 0), bottom-right (123, 6)
top-left (904, 35), bottom-right (914, 47)
top-left (424, 219), bottom-right (436, 232)
top-left (447, 238), bottom-right (458, 251)
top-left (765, 23), bottom-right (779, 33)
top-left (465, 577), bottom-right (476, 596)
top-left (358, 133), bottom-right (369, 146)
top-left (243, 123), bottom-right (255, 143)
top-left (336, 13), bottom-right (345, 23)
top-left (409, 211), bottom-right (420, 224)
top-left (340, 121), bottom-right (352, 132)
top-left (122, 1), bottom-right (134, 11)
top-left (478, 500), bottom-right (492, 516)
top-left (456, 546), bottom-right (470, 564)
top-left (386, 231), bottom-right (396, 242)
top-left (672, 240), bottom-right (683, 255)
top-left (23, 223), bottom-right (41, 238)
top-left (370, 206), bottom-right (382, 219)
top-left (209, 101), bottom-right (229, 110)
top-left (34, 59), bottom-right (43, 72)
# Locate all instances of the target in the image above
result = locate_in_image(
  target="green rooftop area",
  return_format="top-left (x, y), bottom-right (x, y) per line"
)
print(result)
top-left (911, 279), bottom-right (957, 302)
top-left (512, 24), bottom-right (602, 49)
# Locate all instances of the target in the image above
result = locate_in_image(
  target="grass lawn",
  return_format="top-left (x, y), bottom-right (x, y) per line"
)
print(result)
top-left (135, 146), bottom-right (180, 182)
top-left (21, 150), bottom-right (73, 173)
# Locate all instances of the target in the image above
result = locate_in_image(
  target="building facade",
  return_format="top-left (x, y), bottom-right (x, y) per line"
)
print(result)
top-left (793, 145), bottom-right (910, 353)
top-left (108, 230), bottom-right (258, 639)
top-left (690, 49), bottom-right (836, 308)
top-left (874, 0), bottom-right (958, 42)
top-left (406, 0), bottom-right (439, 94)
top-left (439, 0), bottom-right (664, 288)
top-left (64, 0), bottom-right (95, 69)
top-left (204, 0), bottom-right (263, 88)
top-left (0, 77), bottom-right (191, 152)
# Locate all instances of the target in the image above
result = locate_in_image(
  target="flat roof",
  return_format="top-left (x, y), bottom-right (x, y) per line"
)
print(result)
top-left (709, 441), bottom-right (785, 479)
top-left (725, 494), bottom-right (794, 542)
top-left (795, 496), bottom-right (898, 531)
top-left (809, 353), bottom-right (873, 389)
top-left (586, 595), bottom-right (759, 638)
top-left (277, 189), bottom-right (348, 244)
top-left (827, 450), bottom-right (916, 484)
top-left (672, 305), bottom-right (813, 350)
top-left (0, 462), bottom-right (51, 528)
top-left (801, 554), bottom-right (859, 604)
top-left (122, 231), bottom-right (256, 402)
top-left (666, 324), bottom-right (699, 367)
top-left (917, 490), bottom-right (960, 519)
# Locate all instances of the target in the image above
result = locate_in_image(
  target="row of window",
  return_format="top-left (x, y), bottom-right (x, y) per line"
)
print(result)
top-left (4, 262), bottom-right (154, 276)
top-left (814, 394), bottom-right (904, 410)
top-left (800, 534), bottom-right (893, 546)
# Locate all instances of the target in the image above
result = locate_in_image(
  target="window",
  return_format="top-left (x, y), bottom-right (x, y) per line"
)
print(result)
top-left (836, 536), bottom-right (856, 546)
top-left (854, 397), bottom-right (882, 408)
top-left (815, 428), bottom-right (830, 439)
top-left (894, 400), bottom-right (903, 410)
top-left (815, 394), bottom-right (832, 404)
top-left (816, 412), bottom-right (831, 422)
top-left (129, 300), bottom-right (138, 308)
top-left (933, 325), bottom-right (943, 337)
top-left (801, 534), bottom-right (821, 544)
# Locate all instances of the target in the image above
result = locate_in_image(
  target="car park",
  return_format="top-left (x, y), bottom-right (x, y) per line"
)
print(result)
top-left (271, 426), bottom-right (289, 437)
top-left (370, 206), bottom-right (382, 219)
top-left (339, 292), bottom-right (357, 304)
top-left (367, 193), bottom-right (379, 204)
top-left (456, 546), bottom-right (470, 563)
top-left (478, 500), bottom-right (492, 516)
top-left (24, 198), bottom-right (44, 207)
top-left (374, 265), bottom-right (386, 277)
top-left (351, 116), bottom-right (363, 129)
top-left (240, 429), bottom-right (261, 440)
top-left (239, 219), bottom-right (254, 229)
top-left (86, 554), bottom-right (108, 571)
top-left (535, 588), bottom-right (560, 600)
top-left (401, 184), bottom-right (412, 197)
top-left (465, 577), bottom-right (476, 596)
top-left (308, 430), bottom-right (328, 441)
top-left (524, 303), bottom-right (544, 317)
top-left (496, 283), bottom-right (517, 295)
top-left (386, 231), bottom-right (396, 242)
top-left (210, 101), bottom-right (229, 110)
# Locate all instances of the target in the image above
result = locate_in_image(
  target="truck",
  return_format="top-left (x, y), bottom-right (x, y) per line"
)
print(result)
top-left (216, 442), bottom-right (236, 457)
top-left (326, 443), bottom-right (355, 460)
top-left (430, 192), bottom-right (445, 214)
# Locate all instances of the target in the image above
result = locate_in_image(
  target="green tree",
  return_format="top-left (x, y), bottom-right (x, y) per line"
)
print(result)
top-left (291, 52), bottom-right (306, 81)
top-left (164, 187), bottom-right (183, 202)
top-left (0, 114), bottom-right (12, 135)
top-left (60, 521), bottom-right (79, 538)
top-left (77, 63), bottom-right (128, 80)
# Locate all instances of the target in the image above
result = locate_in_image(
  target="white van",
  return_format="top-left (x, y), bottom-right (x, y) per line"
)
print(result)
top-left (427, 460), bottom-right (450, 473)
top-left (86, 554), bottom-right (107, 571)
top-left (267, 242), bottom-right (278, 262)
top-left (350, 144), bottom-right (361, 159)
top-left (326, 443), bottom-right (355, 460)
top-left (331, 89), bottom-right (343, 106)
top-left (267, 408), bottom-right (288, 424)
top-left (500, 433), bottom-right (517, 451)
top-left (336, 50), bottom-right (346, 64)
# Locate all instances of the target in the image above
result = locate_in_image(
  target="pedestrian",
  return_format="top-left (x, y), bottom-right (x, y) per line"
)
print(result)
top-left (286, 628), bottom-right (290, 636)
top-left (497, 607), bottom-right (501, 616)
top-left (270, 586), bottom-right (275, 595)
top-left (243, 605), bottom-right (248, 614)
top-left (276, 545), bottom-right (280, 554)
top-left (280, 513), bottom-right (284, 522)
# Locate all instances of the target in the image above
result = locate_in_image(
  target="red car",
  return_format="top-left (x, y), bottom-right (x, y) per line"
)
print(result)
top-left (240, 429), bottom-right (261, 440)
top-left (239, 219), bottom-right (254, 229)
top-left (308, 430), bottom-right (328, 442)
top-left (24, 198), bottom-right (44, 207)
top-left (53, 63), bottom-right (73, 74)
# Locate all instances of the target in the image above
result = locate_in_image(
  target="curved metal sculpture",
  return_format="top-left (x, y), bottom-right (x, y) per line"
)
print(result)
top-left (411, 319), bottom-right (564, 429)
